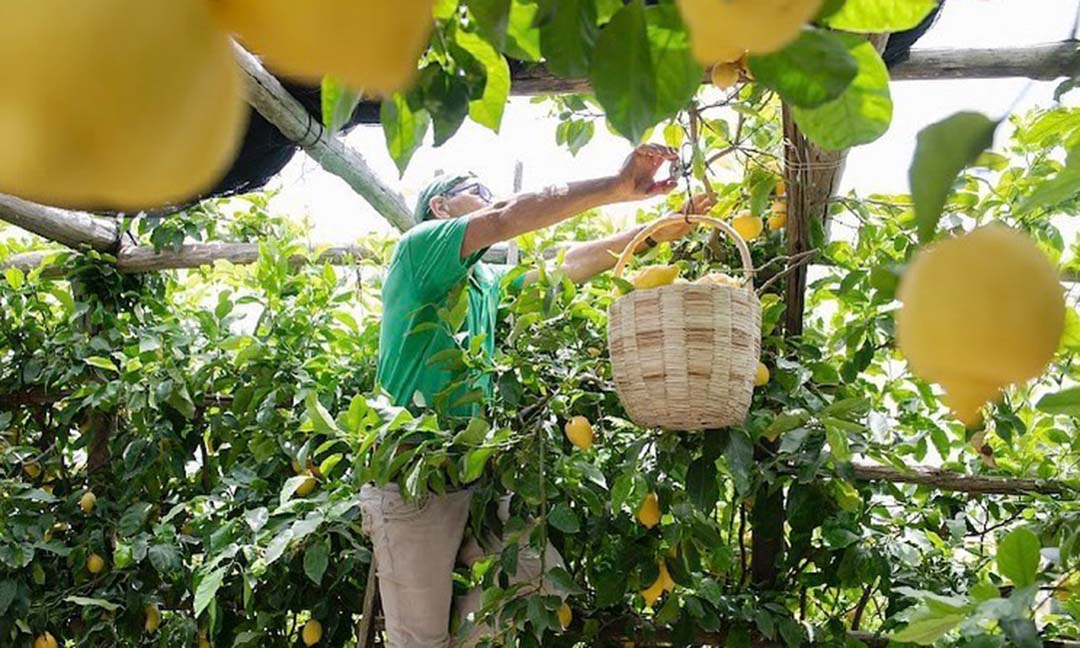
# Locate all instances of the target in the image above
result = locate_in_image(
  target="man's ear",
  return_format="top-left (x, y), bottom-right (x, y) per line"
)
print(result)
top-left (428, 195), bottom-right (450, 219)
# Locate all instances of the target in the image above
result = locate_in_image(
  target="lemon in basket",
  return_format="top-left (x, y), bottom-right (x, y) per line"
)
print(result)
top-left (631, 265), bottom-right (681, 290)
top-left (695, 272), bottom-right (742, 287)
top-left (896, 225), bottom-right (1064, 424)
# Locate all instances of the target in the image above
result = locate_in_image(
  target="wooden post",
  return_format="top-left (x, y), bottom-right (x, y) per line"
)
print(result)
top-left (356, 556), bottom-right (381, 648)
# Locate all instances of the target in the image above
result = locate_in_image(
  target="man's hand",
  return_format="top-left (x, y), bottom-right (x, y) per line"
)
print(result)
top-left (609, 144), bottom-right (679, 202)
top-left (650, 193), bottom-right (716, 243)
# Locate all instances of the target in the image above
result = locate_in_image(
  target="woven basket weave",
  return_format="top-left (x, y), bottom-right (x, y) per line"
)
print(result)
top-left (608, 215), bottom-right (761, 431)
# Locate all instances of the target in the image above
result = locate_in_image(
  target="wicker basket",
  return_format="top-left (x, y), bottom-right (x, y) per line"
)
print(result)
top-left (608, 215), bottom-right (761, 431)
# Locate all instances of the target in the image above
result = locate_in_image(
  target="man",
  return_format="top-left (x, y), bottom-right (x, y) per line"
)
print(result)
top-left (360, 144), bottom-right (708, 648)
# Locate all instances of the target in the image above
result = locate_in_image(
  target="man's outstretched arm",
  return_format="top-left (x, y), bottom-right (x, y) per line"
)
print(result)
top-left (532, 193), bottom-right (715, 285)
top-left (459, 144), bottom-right (678, 259)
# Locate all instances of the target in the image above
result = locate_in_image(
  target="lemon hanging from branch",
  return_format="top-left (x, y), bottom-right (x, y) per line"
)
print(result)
top-left (676, 0), bottom-right (825, 64)
top-left (212, 0), bottom-right (436, 95)
top-left (896, 225), bottom-right (1065, 424)
top-left (0, 0), bottom-right (246, 210)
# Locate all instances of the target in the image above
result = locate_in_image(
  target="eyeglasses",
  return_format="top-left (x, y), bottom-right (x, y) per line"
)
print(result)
top-left (446, 182), bottom-right (494, 203)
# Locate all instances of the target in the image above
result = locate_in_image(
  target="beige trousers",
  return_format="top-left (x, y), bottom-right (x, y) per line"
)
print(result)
top-left (359, 484), bottom-right (564, 648)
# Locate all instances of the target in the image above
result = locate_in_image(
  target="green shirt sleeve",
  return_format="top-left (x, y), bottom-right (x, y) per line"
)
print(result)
top-left (399, 218), bottom-right (483, 299)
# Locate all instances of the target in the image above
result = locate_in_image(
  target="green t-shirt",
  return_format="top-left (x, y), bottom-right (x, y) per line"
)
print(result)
top-left (377, 217), bottom-right (508, 416)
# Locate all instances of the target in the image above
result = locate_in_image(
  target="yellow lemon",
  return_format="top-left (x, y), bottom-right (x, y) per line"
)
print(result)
top-left (564, 416), bottom-right (595, 451)
top-left (755, 363), bottom-right (770, 386)
top-left (658, 560), bottom-right (676, 592)
top-left (212, 0), bottom-right (435, 95)
top-left (695, 272), bottom-right (742, 287)
top-left (144, 604), bottom-right (162, 634)
top-left (637, 493), bottom-right (661, 529)
top-left (711, 63), bottom-right (741, 90)
top-left (897, 225), bottom-right (1065, 425)
top-left (558, 602), bottom-right (573, 629)
top-left (34, 632), bottom-right (58, 648)
top-left (640, 575), bottom-right (666, 608)
top-left (768, 212), bottom-right (788, 231)
top-left (80, 491), bottom-right (97, 514)
top-left (302, 619), bottom-right (323, 646)
top-left (732, 214), bottom-right (764, 241)
top-left (22, 462), bottom-right (42, 479)
top-left (677, 0), bottom-right (825, 63)
top-left (771, 199), bottom-right (788, 214)
top-left (200, 638), bottom-right (212, 648)
top-left (87, 553), bottom-right (106, 575)
top-left (632, 265), bottom-right (681, 290)
top-left (0, 0), bottom-right (246, 211)
top-left (775, 181), bottom-right (787, 197)
top-left (296, 473), bottom-right (318, 497)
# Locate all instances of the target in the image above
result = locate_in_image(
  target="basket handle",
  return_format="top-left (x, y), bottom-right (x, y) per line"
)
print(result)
top-left (612, 215), bottom-right (756, 285)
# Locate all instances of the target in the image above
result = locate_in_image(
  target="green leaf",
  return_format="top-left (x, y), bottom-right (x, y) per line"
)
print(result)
top-left (591, 2), bottom-right (653, 142)
top-left (419, 66), bottom-right (472, 146)
top-left (791, 35), bottom-right (892, 151)
top-left (265, 528), bottom-right (294, 566)
top-left (821, 0), bottom-right (939, 32)
top-left (194, 567), bottom-right (226, 618)
top-left (84, 356), bottom-right (119, 373)
top-left (3, 267), bottom-right (24, 290)
top-left (148, 543), bottom-right (182, 574)
top-left (686, 457), bottom-right (720, 513)
top-left (540, 0), bottom-right (597, 77)
top-left (997, 527), bottom-right (1041, 588)
top-left (454, 29), bottom-right (511, 132)
top-left (891, 610), bottom-right (966, 645)
top-left (118, 503), bottom-right (152, 536)
top-left (1017, 168), bottom-right (1080, 214)
top-left (1036, 386), bottom-right (1080, 416)
top-left (463, 447), bottom-right (494, 483)
top-left (548, 503), bottom-right (581, 533)
top-left (504, 1), bottom-right (542, 61)
top-left (64, 596), bottom-right (121, 613)
top-left (434, 0), bottom-right (460, 20)
top-left (909, 112), bottom-right (999, 242)
top-left (306, 393), bottom-right (341, 435)
top-left (555, 120), bottom-right (595, 155)
top-left (468, 0), bottom-right (511, 50)
top-left (748, 29), bottom-right (858, 108)
top-left (321, 75), bottom-right (361, 134)
top-left (381, 92), bottom-right (430, 176)
top-left (590, 2), bottom-right (701, 143)
top-left (724, 430), bottom-right (754, 495)
top-left (304, 539), bottom-right (330, 585)
top-left (824, 421), bottom-right (852, 462)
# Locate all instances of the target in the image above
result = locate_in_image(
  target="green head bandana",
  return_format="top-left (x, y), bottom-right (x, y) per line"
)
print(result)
top-left (413, 173), bottom-right (473, 223)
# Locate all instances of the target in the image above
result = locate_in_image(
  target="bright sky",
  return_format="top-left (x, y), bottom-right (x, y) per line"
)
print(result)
top-left (268, 0), bottom-right (1079, 244)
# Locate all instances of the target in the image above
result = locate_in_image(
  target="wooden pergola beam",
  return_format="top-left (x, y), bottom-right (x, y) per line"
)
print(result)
top-left (2, 241), bottom-right (516, 278)
top-left (0, 195), bottom-right (120, 253)
top-left (509, 41), bottom-right (1080, 95)
top-left (233, 45), bottom-right (415, 232)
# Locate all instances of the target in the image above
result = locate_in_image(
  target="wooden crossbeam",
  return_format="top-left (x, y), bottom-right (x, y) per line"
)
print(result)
top-left (509, 41), bottom-right (1080, 95)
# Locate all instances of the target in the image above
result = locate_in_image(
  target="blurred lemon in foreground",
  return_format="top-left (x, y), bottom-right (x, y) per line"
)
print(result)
top-left (897, 225), bottom-right (1064, 424)
top-left (677, 0), bottom-right (825, 63)
top-left (632, 265), bottom-right (681, 290)
top-left (0, 0), bottom-right (246, 210)
top-left (711, 63), bottom-right (741, 89)
top-left (212, 0), bottom-right (435, 94)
